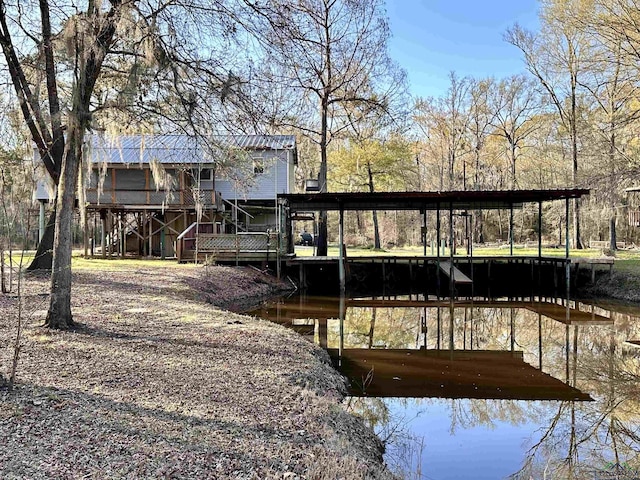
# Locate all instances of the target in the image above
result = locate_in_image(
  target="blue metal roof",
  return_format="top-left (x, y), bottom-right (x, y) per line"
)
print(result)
top-left (88, 134), bottom-right (297, 165)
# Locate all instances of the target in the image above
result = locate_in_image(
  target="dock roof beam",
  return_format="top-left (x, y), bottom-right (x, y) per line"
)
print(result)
top-left (279, 189), bottom-right (590, 213)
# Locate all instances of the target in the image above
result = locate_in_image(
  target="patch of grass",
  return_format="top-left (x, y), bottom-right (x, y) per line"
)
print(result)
top-left (71, 256), bottom-right (193, 271)
top-left (609, 253), bottom-right (640, 274)
top-left (294, 243), bottom-right (630, 258)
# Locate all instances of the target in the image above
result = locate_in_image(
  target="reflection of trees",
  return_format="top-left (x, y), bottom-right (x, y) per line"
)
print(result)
top-left (346, 397), bottom-right (426, 480)
top-left (510, 316), bottom-right (640, 479)
top-left (334, 301), bottom-right (640, 478)
top-left (448, 399), bottom-right (543, 432)
top-left (335, 307), bottom-right (420, 349)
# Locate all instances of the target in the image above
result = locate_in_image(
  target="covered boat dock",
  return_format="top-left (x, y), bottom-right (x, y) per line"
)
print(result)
top-left (278, 189), bottom-right (591, 295)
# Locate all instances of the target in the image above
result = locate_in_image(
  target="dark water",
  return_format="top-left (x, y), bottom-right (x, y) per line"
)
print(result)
top-left (250, 295), bottom-right (640, 479)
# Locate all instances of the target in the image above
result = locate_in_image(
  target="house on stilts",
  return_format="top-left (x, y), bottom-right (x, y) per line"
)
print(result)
top-left (35, 134), bottom-right (298, 262)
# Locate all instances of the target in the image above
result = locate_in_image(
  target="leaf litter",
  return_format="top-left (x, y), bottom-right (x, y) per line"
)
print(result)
top-left (0, 264), bottom-right (392, 479)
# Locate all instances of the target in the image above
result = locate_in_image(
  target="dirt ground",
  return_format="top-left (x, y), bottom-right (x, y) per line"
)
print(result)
top-left (0, 263), bottom-right (392, 479)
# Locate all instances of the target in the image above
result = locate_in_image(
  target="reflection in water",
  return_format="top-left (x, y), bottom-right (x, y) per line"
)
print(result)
top-left (251, 296), bottom-right (640, 479)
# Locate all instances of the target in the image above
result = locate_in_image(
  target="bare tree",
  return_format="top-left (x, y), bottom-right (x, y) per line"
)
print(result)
top-left (414, 72), bottom-right (472, 191)
top-left (243, 0), bottom-right (402, 255)
top-left (466, 77), bottom-right (497, 243)
top-left (467, 77), bottom-right (496, 191)
top-left (506, 1), bottom-right (591, 248)
top-left (490, 74), bottom-right (542, 189)
top-left (0, 0), bottom-right (247, 328)
top-left (577, 1), bottom-right (640, 250)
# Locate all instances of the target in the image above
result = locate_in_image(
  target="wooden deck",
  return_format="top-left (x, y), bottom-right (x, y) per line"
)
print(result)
top-left (327, 348), bottom-right (592, 401)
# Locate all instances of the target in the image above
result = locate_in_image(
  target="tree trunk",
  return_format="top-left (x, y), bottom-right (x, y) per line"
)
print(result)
top-left (45, 126), bottom-right (83, 329)
top-left (0, 243), bottom-right (6, 294)
top-left (570, 89), bottom-right (583, 249)
top-left (26, 209), bottom-right (56, 271)
top-left (609, 215), bottom-right (617, 251)
top-left (448, 151), bottom-right (455, 190)
top-left (476, 210), bottom-right (484, 244)
top-left (368, 307), bottom-right (376, 349)
top-left (317, 212), bottom-right (328, 256)
top-left (367, 162), bottom-right (380, 249)
top-left (510, 142), bottom-right (517, 189)
top-left (372, 211), bottom-right (380, 249)
top-left (316, 93), bottom-right (329, 256)
top-left (609, 128), bottom-right (617, 251)
top-left (573, 199), bottom-right (583, 249)
top-left (559, 219), bottom-right (563, 246)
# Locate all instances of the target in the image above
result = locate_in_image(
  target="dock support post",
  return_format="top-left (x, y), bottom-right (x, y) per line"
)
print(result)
top-left (565, 197), bottom-right (571, 325)
top-left (449, 207), bottom-right (455, 298)
top-left (421, 209), bottom-right (427, 257)
top-left (338, 207), bottom-right (345, 293)
top-left (436, 203), bottom-right (441, 297)
top-left (538, 312), bottom-right (543, 370)
top-left (449, 207), bottom-right (455, 357)
top-left (538, 201), bottom-right (542, 258)
top-left (469, 213), bottom-right (474, 300)
top-left (538, 200), bottom-right (542, 299)
top-left (509, 203), bottom-right (514, 256)
top-left (510, 308), bottom-right (515, 352)
top-left (565, 324), bottom-right (570, 383)
top-left (318, 319), bottom-right (327, 348)
top-left (437, 307), bottom-right (441, 350)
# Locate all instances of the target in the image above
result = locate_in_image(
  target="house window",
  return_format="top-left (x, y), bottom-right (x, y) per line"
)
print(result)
top-left (253, 158), bottom-right (264, 175)
top-left (191, 168), bottom-right (213, 182)
top-left (200, 168), bottom-right (213, 181)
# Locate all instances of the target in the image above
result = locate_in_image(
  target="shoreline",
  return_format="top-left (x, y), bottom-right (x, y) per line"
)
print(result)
top-left (579, 269), bottom-right (640, 304)
top-left (0, 263), bottom-right (392, 479)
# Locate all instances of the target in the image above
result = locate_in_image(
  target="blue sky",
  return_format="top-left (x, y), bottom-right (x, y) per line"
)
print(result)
top-left (386, 0), bottom-right (541, 98)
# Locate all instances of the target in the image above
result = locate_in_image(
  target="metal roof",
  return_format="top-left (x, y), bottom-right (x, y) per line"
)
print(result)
top-left (279, 189), bottom-right (590, 212)
top-left (88, 134), bottom-right (297, 165)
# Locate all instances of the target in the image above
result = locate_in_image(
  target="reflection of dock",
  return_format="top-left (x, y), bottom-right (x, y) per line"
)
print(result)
top-left (328, 348), bottom-right (592, 401)
top-left (346, 299), bottom-right (613, 326)
top-left (528, 302), bottom-right (611, 325)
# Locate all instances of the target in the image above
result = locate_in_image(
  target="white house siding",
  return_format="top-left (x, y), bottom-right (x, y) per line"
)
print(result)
top-left (215, 150), bottom-right (292, 202)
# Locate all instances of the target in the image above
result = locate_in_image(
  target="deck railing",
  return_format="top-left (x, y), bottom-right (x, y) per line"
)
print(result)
top-left (85, 188), bottom-right (223, 209)
top-left (197, 232), bottom-right (279, 253)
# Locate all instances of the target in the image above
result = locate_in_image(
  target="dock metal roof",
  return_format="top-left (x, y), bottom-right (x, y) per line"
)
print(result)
top-left (279, 189), bottom-right (590, 212)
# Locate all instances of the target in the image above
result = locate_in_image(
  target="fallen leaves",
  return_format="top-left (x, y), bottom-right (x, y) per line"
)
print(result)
top-left (0, 263), bottom-right (390, 479)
